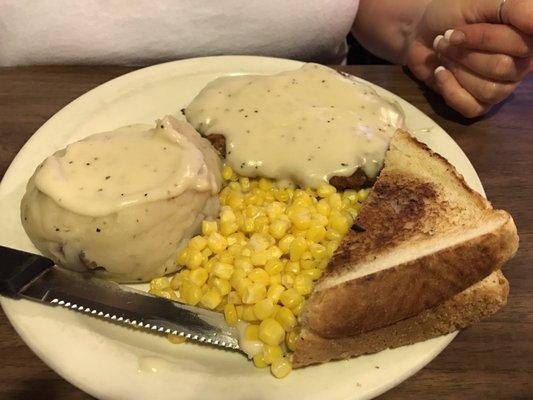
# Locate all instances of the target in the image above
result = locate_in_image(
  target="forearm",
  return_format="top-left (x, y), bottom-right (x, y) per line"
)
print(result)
top-left (352, 0), bottom-right (431, 64)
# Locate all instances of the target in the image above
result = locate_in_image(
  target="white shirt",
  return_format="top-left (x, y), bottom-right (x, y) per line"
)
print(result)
top-left (0, 0), bottom-right (359, 66)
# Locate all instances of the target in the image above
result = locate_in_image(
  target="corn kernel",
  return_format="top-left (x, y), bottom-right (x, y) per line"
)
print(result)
top-left (267, 245), bottom-right (283, 259)
top-left (270, 273), bottom-right (282, 285)
top-left (222, 165), bottom-right (235, 180)
top-left (316, 198), bottom-right (331, 216)
top-left (244, 324), bottom-right (260, 340)
top-left (250, 250), bottom-right (270, 266)
top-left (269, 219), bottom-right (290, 239)
top-left (278, 234), bottom-right (295, 253)
top-left (220, 221), bottom-right (239, 236)
top-left (306, 225), bottom-right (327, 242)
top-left (286, 329), bottom-right (300, 351)
top-left (329, 212), bottom-right (350, 233)
top-left (279, 288), bottom-right (303, 309)
top-left (228, 192), bottom-right (245, 210)
top-left (328, 193), bottom-right (343, 209)
top-left (211, 262), bottom-right (233, 280)
top-left (271, 357), bottom-right (292, 378)
top-left (285, 261), bottom-right (300, 275)
top-left (167, 334), bottom-right (187, 344)
top-left (185, 251), bottom-right (203, 269)
top-left (291, 300), bottom-right (304, 316)
top-left (281, 273), bottom-right (295, 288)
top-left (326, 229), bottom-right (342, 242)
top-left (212, 277), bottom-right (231, 296)
top-left (258, 318), bottom-right (285, 346)
top-left (301, 268), bottom-right (323, 280)
top-left (149, 287), bottom-right (178, 301)
top-left (235, 305), bottom-right (244, 319)
top-left (202, 220), bottom-right (218, 236)
top-left (266, 202), bottom-right (285, 220)
top-left (253, 352), bottom-right (268, 368)
top-left (289, 236), bottom-right (307, 261)
top-left (170, 273), bottom-right (183, 289)
top-left (267, 283), bottom-right (285, 303)
top-left (224, 303), bottom-right (238, 325)
top-left (150, 277), bottom-right (170, 291)
top-left (258, 177), bottom-right (273, 191)
top-left (324, 240), bottom-right (338, 256)
top-left (177, 248), bottom-right (189, 265)
top-left (309, 243), bottom-right (327, 260)
top-left (253, 298), bottom-right (275, 320)
top-left (294, 274), bottom-right (313, 295)
top-left (264, 259), bottom-right (283, 275)
top-left (242, 305), bottom-right (258, 321)
top-left (242, 282), bottom-right (267, 304)
top-left (263, 345), bottom-right (283, 364)
top-left (358, 188), bottom-right (370, 202)
top-left (276, 306), bottom-right (297, 331)
top-left (317, 183), bottom-right (336, 198)
top-left (189, 235), bottom-right (207, 251)
top-left (207, 232), bottom-right (228, 254)
top-left (189, 267), bottom-right (208, 286)
top-left (249, 268), bottom-right (270, 286)
top-left (289, 206), bottom-right (312, 230)
top-left (180, 280), bottom-right (202, 305)
top-left (248, 233), bottom-right (271, 251)
top-left (227, 290), bottom-right (242, 305)
top-left (200, 287), bottom-right (222, 309)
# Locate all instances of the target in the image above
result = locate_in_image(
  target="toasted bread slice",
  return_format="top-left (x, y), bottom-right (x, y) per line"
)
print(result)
top-left (300, 130), bottom-right (518, 338)
top-left (293, 269), bottom-right (509, 367)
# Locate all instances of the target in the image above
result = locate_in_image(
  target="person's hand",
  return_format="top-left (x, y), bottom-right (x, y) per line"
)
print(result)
top-left (406, 0), bottom-right (533, 117)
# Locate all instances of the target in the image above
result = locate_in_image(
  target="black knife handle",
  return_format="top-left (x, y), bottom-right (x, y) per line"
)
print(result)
top-left (0, 245), bottom-right (54, 297)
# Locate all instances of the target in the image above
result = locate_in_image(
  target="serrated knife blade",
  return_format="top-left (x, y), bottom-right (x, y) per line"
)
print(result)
top-left (0, 245), bottom-right (241, 350)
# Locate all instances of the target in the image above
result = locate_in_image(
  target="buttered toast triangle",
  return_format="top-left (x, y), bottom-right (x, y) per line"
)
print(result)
top-left (299, 130), bottom-right (518, 341)
top-left (294, 269), bottom-right (509, 367)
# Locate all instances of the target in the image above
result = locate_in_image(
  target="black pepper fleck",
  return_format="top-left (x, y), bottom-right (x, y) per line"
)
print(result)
top-left (180, 108), bottom-right (185, 115)
top-left (96, 228), bottom-right (101, 233)
top-left (55, 228), bottom-right (60, 232)
top-left (98, 188), bottom-right (103, 192)
top-left (86, 162), bottom-right (91, 166)
top-left (160, 125), bottom-right (164, 129)
top-left (144, 193), bottom-right (148, 197)
top-left (105, 176), bottom-right (110, 180)
top-left (341, 162), bottom-right (348, 166)
top-left (68, 161), bottom-right (73, 164)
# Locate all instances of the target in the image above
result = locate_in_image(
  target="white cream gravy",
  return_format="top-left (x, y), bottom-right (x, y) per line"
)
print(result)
top-left (34, 118), bottom-right (219, 217)
top-left (186, 63), bottom-right (405, 188)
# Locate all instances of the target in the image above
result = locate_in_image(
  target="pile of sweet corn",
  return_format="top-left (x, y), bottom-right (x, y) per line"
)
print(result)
top-left (149, 165), bottom-right (368, 378)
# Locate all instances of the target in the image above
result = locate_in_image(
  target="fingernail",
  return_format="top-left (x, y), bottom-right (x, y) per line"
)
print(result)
top-left (445, 29), bottom-right (465, 44)
top-left (433, 35), bottom-right (444, 51)
top-left (434, 66), bottom-right (446, 75)
top-left (434, 66), bottom-right (447, 83)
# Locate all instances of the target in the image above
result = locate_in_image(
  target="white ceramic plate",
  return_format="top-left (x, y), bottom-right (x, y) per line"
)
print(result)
top-left (0, 56), bottom-right (484, 400)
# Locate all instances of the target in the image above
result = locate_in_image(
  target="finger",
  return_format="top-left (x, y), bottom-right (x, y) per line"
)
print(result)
top-left (501, 0), bottom-right (533, 35)
top-left (444, 24), bottom-right (533, 57)
top-left (433, 35), bottom-right (531, 81)
top-left (406, 40), bottom-right (440, 82)
top-left (469, 0), bottom-right (533, 35)
top-left (433, 66), bottom-right (491, 118)
top-left (438, 56), bottom-right (519, 104)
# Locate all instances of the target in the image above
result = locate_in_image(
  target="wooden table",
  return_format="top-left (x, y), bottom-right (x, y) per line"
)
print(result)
top-left (0, 65), bottom-right (531, 400)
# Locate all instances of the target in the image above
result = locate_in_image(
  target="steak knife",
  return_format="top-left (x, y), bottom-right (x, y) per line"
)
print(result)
top-left (0, 245), bottom-right (241, 350)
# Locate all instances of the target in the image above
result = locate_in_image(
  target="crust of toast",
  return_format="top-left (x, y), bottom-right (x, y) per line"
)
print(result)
top-left (300, 130), bottom-right (518, 338)
top-left (293, 270), bottom-right (509, 368)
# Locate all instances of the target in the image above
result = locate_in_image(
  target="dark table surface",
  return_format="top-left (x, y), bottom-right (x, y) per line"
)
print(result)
top-left (0, 65), bottom-right (531, 400)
